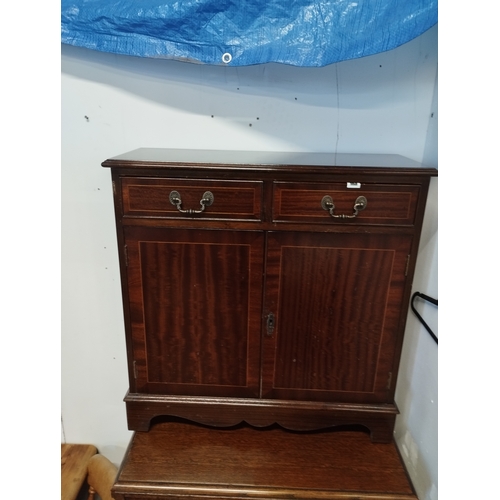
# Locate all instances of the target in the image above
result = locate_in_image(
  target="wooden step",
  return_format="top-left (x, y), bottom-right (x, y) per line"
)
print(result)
top-left (113, 421), bottom-right (417, 499)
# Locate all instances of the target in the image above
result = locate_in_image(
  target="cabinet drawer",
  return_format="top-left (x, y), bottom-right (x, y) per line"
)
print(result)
top-left (273, 182), bottom-right (420, 225)
top-left (122, 178), bottom-right (263, 220)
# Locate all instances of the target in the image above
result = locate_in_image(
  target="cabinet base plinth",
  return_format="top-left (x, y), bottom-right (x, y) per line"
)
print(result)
top-left (124, 392), bottom-right (398, 443)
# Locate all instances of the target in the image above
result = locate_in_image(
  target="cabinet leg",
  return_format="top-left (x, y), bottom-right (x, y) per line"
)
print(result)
top-left (369, 422), bottom-right (396, 443)
top-left (126, 411), bottom-right (152, 432)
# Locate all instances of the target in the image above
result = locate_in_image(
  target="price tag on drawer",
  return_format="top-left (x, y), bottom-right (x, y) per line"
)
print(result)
top-left (347, 182), bottom-right (361, 188)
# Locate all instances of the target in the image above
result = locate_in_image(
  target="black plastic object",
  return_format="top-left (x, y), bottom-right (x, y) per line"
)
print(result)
top-left (411, 292), bottom-right (438, 344)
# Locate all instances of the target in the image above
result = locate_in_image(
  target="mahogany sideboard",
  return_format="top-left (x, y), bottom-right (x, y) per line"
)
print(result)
top-left (102, 149), bottom-right (437, 443)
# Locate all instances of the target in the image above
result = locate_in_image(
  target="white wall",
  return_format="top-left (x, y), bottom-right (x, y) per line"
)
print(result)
top-left (61, 24), bottom-right (438, 498)
top-left (394, 68), bottom-right (438, 500)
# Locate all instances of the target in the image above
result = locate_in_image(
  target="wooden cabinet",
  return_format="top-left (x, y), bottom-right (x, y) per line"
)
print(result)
top-left (103, 149), bottom-right (437, 443)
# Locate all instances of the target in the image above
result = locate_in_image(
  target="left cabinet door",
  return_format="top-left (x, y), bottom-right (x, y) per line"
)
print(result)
top-left (123, 226), bottom-right (265, 398)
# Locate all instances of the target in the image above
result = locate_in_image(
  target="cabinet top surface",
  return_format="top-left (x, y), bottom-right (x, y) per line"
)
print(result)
top-left (102, 148), bottom-right (437, 176)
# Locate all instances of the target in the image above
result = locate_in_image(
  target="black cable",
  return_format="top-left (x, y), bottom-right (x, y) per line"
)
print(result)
top-left (410, 292), bottom-right (438, 344)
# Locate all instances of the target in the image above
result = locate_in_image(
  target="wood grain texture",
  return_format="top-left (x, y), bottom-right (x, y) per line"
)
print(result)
top-left (141, 241), bottom-right (249, 386)
top-left (124, 226), bottom-right (264, 398)
top-left (122, 177), bottom-right (263, 220)
top-left (273, 182), bottom-right (419, 225)
top-left (262, 232), bottom-right (412, 402)
top-left (112, 420), bottom-right (417, 499)
top-left (103, 148), bottom-right (436, 442)
top-left (123, 393), bottom-right (397, 442)
top-left (61, 444), bottom-right (97, 500)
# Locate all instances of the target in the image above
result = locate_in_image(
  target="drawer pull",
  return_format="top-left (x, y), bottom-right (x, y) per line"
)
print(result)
top-left (169, 190), bottom-right (214, 214)
top-left (321, 195), bottom-right (367, 219)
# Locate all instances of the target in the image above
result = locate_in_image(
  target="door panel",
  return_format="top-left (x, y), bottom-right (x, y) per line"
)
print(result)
top-left (262, 232), bottom-right (412, 403)
top-left (124, 226), bottom-right (264, 398)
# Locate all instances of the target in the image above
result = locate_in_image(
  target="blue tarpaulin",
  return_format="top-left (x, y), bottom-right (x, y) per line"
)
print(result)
top-left (61, 0), bottom-right (437, 67)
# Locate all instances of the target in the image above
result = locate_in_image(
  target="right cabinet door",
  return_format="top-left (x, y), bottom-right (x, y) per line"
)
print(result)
top-left (261, 231), bottom-right (413, 404)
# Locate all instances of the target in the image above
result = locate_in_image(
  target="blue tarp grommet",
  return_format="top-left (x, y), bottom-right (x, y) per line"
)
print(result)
top-left (61, 1), bottom-right (438, 67)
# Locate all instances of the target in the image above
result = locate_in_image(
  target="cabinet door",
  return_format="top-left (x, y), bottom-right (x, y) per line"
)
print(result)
top-left (123, 226), bottom-right (264, 398)
top-left (261, 231), bottom-right (412, 403)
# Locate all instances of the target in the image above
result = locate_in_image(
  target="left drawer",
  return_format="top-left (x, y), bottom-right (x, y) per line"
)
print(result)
top-left (121, 177), bottom-right (263, 220)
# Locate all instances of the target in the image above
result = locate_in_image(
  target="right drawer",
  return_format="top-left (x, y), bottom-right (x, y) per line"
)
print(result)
top-left (273, 182), bottom-right (420, 226)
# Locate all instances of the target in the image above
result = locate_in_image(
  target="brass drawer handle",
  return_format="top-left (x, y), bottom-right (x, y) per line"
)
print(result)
top-left (321, 195), bottom-right (367, 219)
top-left (169, 190), bottom-right (214, 214)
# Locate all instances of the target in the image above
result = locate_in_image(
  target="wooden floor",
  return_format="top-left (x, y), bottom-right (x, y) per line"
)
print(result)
top-left (113, 420), bottom-right (417, 500)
